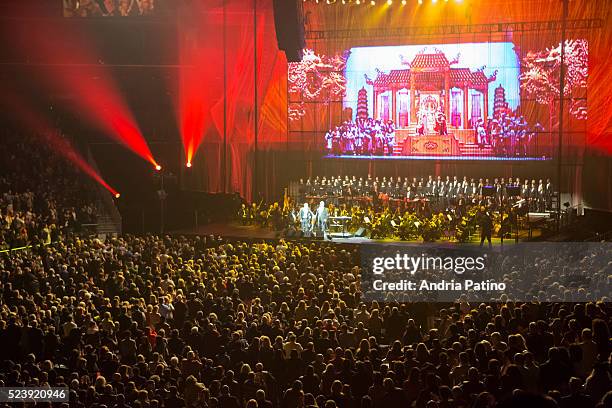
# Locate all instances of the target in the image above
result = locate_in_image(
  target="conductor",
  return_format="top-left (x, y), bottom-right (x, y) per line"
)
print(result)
top-left (479, 208), bottom-right (493, 248)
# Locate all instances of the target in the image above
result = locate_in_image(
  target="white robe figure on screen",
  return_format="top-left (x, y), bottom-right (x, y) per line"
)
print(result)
top-left (315, 201), bottom-right (329, 237)
top-left (386, 121), bottom-right (395, 155)
top-left (476, 120), bottom-right (487, 149)
top-left (299, 203), bottom-right (314, 237)
top-left (325, 130), bottom-right (333, 153)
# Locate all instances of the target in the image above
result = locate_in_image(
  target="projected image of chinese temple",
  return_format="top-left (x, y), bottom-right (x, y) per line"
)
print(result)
top-left (366, 49), bottom-right (498, 156)
top-left (321, 43), bottom-right (557, 159)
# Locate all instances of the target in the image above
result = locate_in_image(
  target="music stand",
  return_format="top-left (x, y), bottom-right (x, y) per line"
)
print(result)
top-left (482, 186), bottom-right (495, 197)
top-left (506, 185), bottom-right (520, 196)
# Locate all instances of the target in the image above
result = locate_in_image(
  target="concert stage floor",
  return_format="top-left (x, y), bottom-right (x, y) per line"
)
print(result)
top-left (173, 222), bottom-right (534, 246)
top-left (325, 154), bottom-right (551, 161)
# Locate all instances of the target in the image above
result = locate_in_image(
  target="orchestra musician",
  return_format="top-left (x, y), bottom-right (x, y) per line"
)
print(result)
top-left (238, 203), bottom-right (249, 225)
top-left (529, 180), bottom-right (538, 211)
top-left (544, 178), bottom-right (553, 210)
top-left (537, 179), bottom-right (545, 212)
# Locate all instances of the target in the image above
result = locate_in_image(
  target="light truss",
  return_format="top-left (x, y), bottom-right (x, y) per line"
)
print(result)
top-left (305, 18), bottom-right (603, 40)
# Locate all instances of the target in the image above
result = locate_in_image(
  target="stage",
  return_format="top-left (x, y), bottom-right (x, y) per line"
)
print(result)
top-left (172, 221), bottom-right (542, 246)
top-left (325, 154), bottom-right (551, 161)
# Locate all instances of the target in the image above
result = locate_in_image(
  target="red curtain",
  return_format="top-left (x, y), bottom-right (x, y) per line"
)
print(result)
top-left (179, 0), bottom-right (287, 201)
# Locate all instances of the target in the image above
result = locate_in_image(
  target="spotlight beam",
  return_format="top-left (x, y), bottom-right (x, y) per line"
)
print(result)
top-left (5, 16), bottom-right (158, 168)
top-left (0, 87), bottom-right (120, 197)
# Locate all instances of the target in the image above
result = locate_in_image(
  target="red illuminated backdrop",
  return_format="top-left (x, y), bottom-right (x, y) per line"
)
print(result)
top-left (174, 0), bottom-right (288, 200)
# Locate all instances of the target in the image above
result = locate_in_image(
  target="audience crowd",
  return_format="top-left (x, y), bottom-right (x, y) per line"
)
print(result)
top-left (0, 233), bottom-right (610, 408)
top-left (0, 131), bottom-right (99, 250)
top-left (1, 129), bottom-right (610, 408)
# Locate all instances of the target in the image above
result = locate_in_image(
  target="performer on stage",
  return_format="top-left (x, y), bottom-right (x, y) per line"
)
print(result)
top-left (315, 201), bottom-right (329, 237)
top-left (435, 109), bottom-right (448, 135)
top-left (298, 203), bottom-right (314, 237)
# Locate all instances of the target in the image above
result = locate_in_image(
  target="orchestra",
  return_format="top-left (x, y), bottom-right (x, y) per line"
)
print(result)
top-left (239, 175), bottom-right (555, 242)
top-left (294, 175), bottom-right (552, 213)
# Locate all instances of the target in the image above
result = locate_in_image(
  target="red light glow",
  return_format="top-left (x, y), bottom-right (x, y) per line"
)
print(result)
top-left (4, 14), bottom-right (157, 167)
top-left (0, 86), bottom-right (120, 198)
top-left (173, 4), bottom-right (226, 165)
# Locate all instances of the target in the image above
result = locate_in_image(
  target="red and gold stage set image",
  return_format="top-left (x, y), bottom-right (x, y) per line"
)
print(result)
top-left (366, 49), bottom-right (496, 156)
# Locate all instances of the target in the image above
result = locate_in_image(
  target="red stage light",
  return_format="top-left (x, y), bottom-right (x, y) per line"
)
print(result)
top-left (186, 162), bottom-right (192, 168)
top-left (115, 193), bottom-right (121, 199)
top-left (7, 15), bottom-right (158, 168)
top-left (155, 164), bottom-right (162, 171)
top-left (0, 87), bottom-right (120, 199)
top-left (173, 4), bottom-right (225, 172)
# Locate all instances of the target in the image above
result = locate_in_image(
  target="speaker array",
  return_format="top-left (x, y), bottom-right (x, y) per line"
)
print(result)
top-left (272, 0), bottom-right (305, 62)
